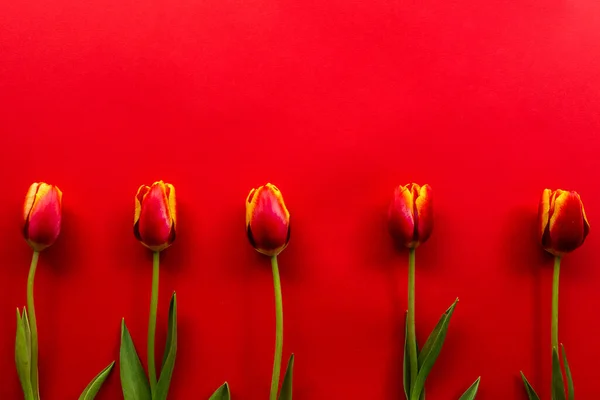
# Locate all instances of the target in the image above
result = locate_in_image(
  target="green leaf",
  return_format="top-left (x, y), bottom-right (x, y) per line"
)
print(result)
top-left (155, 293), bottom-right (178, 400)
top-left (560, 344), bottom-right (574, 400)
top-left (458, 377), bottom-right (481, 400)
top-left (78, 361), bottom-right (115, 400)
top-left (403, 313), bottom-right (422, 400)
top-left (409, 299), bottom-right (458, 400)
top-left (403, 313), bottom-right (410, 400)
top-left (552, 347), bottom-right (566, 400)
top-left (278, 354), bottom-right (294, 400)
top-left (209, 382), bottom-right (231, 400)
top-left (119, 319), bottom-right (150, 400)
top-left (15, 308), bottom-right (34, 400)
top-left (520, 372), bottom-right (541, 400)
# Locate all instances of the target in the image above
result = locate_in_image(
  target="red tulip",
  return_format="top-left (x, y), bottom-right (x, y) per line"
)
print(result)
top-left (539, 188), bottom-right (589, 256)
top-left (134, 181), bottom-right (176, 252)
top-left (246, 183), bottom-right (290, 256)
top-left (22, 182), bottom-right (62, 252)
top-left (388, 183), bottom-right (433, 249)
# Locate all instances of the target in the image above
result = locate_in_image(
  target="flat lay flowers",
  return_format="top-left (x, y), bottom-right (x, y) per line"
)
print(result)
top-left (4, 177), bottom-right (591, 399)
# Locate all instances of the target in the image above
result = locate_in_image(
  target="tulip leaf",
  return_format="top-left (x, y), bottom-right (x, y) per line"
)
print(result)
top-left (409, 299), bottom-right (458, 400)
top-left (208, 382), bottom-right (231, 400)
top-left (119, 319), bottom-right (151, 400)
top-left (15, 308), bottom-right (35, 400)
top-left (560, 344), bottom-right (574, 400)
top-left (458, 377), bottom-right (481, 400)
top-left (78, 361), bottom-right (115, 400)
top-left (403, 313), bottom-right (422, 400)
top-left (155, 293), bottom-right (178, 400)
top-left (552, 347), bottom-right (566, 400)
top-left (520, 372), bottom-right (540, 400)
top-left (278, 354), bottom-right (294, 400)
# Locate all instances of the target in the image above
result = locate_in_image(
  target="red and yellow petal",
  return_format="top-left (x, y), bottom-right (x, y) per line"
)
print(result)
top-left (538, 188), bottom-right (552, 242)
top-left (134, 185), bottom-right (150, 224)
top-left (415, 184), bottom-right (433, 245)
top-left (388, 185), bottom-right (416, 247)
top-left (165, 183), bottom-right (177, 229)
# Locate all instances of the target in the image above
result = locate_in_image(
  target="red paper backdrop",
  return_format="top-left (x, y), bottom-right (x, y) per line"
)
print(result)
top-left (1, 0), bottom-right (600, 398)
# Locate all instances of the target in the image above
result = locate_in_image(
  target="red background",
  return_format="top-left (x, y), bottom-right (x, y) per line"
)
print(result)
top-left (1, 0), bottom-right (600, 398)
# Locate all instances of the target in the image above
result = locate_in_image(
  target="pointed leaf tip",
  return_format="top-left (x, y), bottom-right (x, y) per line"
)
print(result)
top-left (208, 382), bottom-right (231, 400)
top-left (78, 361), bottom-right (115, 400)
top-left (458, 376), bottom-right (480, 400)
top-left (278, 354), bottom-right (294, 400)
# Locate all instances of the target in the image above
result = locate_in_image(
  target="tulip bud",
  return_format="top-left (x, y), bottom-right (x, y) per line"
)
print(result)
top-left (134, 181), bottom-right (176, 252)
top-left (22, 182), bottom-right (63, 252)
top-left (246, 183), bottom-right (290, 256)
top-left (388, 183), bottom-right (433, 249)
top-left (539, 188), bottom-right (590, 257)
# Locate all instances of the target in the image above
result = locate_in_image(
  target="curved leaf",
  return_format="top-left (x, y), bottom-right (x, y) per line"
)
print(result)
top-left (410, 299), bottom-right (458, 400)
top-left (209, 382), bottom-right (231, 400)
top-left (278, 354), bottom-right (294, 400)
top-left (15, 308), bottom-right (34, 400)
top-left (155, 293), bottom-right (178, 400)
top-left (119, 319), bottom-right (150, 400)
top-left (552, 347), bottom-right (566, 400)
top-left (521, 372), bottom-right (540, 400)
top-left (79, 361), bottom-right (115, 400)
top-left (560, 344), bottom-right (574, 400)
top-left (458, 377), bottom-right (481, 400)
top-left (403, 313), bottom-right (422, 400)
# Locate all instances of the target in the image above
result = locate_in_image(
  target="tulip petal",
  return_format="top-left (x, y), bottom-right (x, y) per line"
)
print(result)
top-left (538, 189), bottom-right (552, 243)
top-left (23, 183), bottom-right (40, 222)
top-left (246, 183), bottom-right (290, 256)
top-left (134, 185), bottom-right (150, 225)
top-left (165, 183), bottom-right (177, 229)
top-left (415, 184), bottom-right (433, 245)
top-left (388, 185), bottom-right (416, 247)
top-left (547, 191), bottom-right (588, 255)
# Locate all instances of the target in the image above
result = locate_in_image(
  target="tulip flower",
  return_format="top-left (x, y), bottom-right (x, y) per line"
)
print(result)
top-left (388, 183), bottom-right (433, 249)
top-left (22, 182), bottom-right (62, 252)
top-left (539, 189), bottom-right (589, 257)
top-left (246, 183), bottom-right (290, 256)
top-left (246, 183), bottom-right (294, 400)
top-left (134, 181), bottom-right (177, 252)
top-left (16, 183), bottom-right (114, 400)
top-left (388, 183), bottom-right (480, 400)
top-left (121, 181), bottom-right (229, 400)
top-left (521, 189), bottom-right (590, 400)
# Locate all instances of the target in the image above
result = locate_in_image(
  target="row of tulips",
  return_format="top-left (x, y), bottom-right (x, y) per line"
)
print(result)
top-left (14, 181), bottom-right (588, 400)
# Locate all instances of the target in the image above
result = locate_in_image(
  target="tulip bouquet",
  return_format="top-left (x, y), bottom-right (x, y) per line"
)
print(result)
top-left (119, 181), bottom-right (229, 400)
top-left (15, 183), bottom-right (114, 400)
top-left (520, 189), bottom-right (589, 400)
top-left (388, 183), bottom-right (480, 400)
top-left (246, 183), bottom-right (294, 400)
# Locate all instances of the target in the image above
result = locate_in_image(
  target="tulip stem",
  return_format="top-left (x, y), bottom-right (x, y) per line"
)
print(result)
top-left (407, 248), bottom-right (418, 392)
top-left (27, 250), bottom-right (40, 399)
top-left (148, 251), bottom-right (160, 393)
top-left (551, 256), bottom-right (561, 352)
top-left (270, 255), bottom-right (284, 400)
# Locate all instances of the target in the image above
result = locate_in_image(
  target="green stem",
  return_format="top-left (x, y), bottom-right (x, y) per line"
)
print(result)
top-left (27, 250), bottom-right (40, 399)
top-left (148, 251), bottom-right (160, 394)
top-left (270, 255), bottom-right (284, 400)
top-left (407, 248), bottom-right (418, 391)
top-left (552, 256), bottom-right (561, 351)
